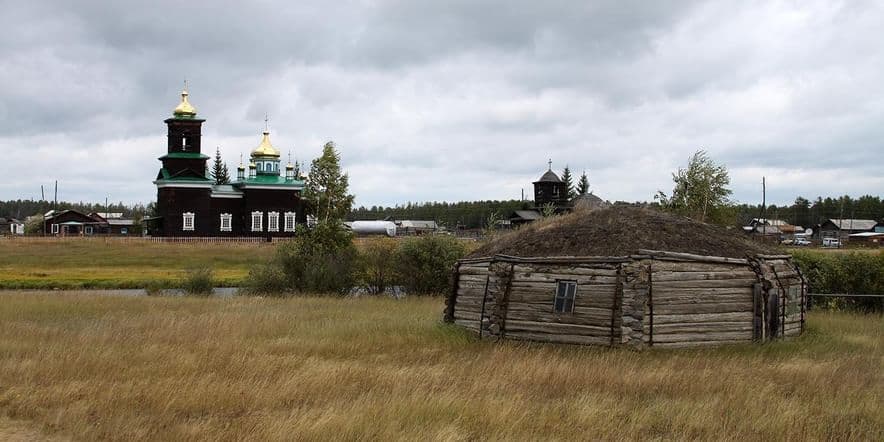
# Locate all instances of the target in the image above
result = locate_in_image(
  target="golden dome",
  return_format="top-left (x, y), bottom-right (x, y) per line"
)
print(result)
top-left (251, 131), bottom-right (281, 157)
top-left (173, 89), bottom-right (197, 117)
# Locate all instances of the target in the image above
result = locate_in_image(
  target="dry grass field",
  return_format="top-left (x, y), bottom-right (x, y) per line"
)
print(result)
top-left (0, 240), bottom-right (273, 289)
top-left (0, 293), bottom-right (881, 441)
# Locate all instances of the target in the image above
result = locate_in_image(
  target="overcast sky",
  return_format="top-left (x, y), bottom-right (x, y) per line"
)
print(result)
top-left (1, 0), bottom-right (881, 207)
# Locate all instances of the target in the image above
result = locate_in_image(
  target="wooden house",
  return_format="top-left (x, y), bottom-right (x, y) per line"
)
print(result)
top-left (445, 207), bottom-right (806, 348)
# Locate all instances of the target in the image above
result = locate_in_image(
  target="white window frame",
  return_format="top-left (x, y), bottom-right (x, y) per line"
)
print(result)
top-left (220, 213), bottom-right (232, 232)
top-left (251, 211), bottom-right (263, 232)
top-left (268, 211), bottom-right (279, 232)
top-left (182, 212), bottom-right (195, 231)
top-left (85, 226), bottom-right (93, 235)
top-left (553, 280), bottom-right (577, 314)
top-left (284, 212), bottom-right (296, 232)
top-left (51, 223), bottom-right (59, 234)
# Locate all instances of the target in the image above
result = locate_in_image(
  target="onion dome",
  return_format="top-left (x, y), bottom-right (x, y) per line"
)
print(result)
top-left (251, 131), bottom-right (281, 157)
top-left (173, 88), bottom-right (197, 117)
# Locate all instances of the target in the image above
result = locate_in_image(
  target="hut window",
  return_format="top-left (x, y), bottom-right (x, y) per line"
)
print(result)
top-left (554, 280), bottom-right (577, 313)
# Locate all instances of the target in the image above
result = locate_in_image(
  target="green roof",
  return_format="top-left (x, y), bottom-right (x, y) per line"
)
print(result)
top-left (235, 175), bottom-right (305, 187)
top-left (159, 152), bottom-right (210, 160)
top-left (157, 168), bottom-right (212, 182)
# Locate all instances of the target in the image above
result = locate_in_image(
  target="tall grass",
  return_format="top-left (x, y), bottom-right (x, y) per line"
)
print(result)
top-left (0, 293), bottom-right (880, 440)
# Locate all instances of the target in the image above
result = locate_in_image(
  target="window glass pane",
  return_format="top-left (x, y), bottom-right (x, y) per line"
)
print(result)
top-left (554, 297), bottom-right (565, 313)
top-left (564, 298), bottom-right (574, 313)
top-left (567, 283), bottom-right (577, 298)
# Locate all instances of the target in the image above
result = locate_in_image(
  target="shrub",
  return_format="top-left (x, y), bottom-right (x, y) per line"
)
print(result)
top-left (182, 267), bottom-right (214, 296)
top-left (144, 280), bottom-right (166, 296)
top-left (396, 235), bottom-right (466, 295)
top-left (242, 264), bottom-right (288, 297)
top-left (793, 250), bottom-right (883, 312)
top-left (245, 223), bottom-right (359, 296)
top-left (358, 237), bottom-right (399, 295)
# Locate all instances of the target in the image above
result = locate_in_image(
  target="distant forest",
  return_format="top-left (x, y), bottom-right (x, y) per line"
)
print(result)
top-left (350, 195), bottom-right (884, 230)
top-left (2, 195), bottom-right (881, 230)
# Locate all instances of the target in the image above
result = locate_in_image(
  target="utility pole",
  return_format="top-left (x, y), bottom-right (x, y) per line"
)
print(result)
top-left (761, 177), bottom-right (766, 238)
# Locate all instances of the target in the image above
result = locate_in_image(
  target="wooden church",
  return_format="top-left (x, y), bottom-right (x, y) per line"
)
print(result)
top-left (147, 87), bottom-right (307, 237)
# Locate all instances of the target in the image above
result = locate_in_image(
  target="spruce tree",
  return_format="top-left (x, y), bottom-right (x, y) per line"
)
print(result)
top-left (577, 170), bottom-right (590, 195)
top-left (211, 147), bottom-right (231, 185)
top-left (561, 165), bottom-right (576, 200)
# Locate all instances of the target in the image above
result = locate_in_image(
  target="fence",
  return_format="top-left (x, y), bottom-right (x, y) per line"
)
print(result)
top-left (0, 236), bottom-right (272, 245)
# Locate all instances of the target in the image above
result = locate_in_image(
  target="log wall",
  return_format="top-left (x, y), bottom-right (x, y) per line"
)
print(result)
top-left (644, 260), bottom-right (757, 348)
top-left (500, 262), bottom-right (621, 346)
top-left (447, 252), bottom-right (806, 349)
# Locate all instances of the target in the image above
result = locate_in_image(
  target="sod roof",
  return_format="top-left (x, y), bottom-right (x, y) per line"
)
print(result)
top-left (471, 206), bottom-right (780, 259)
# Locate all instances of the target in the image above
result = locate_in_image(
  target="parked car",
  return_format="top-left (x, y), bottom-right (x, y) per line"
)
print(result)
top-left (793, 238), bottom-right (811, 246)
top-left (822, 237), bottom-right (841, 247)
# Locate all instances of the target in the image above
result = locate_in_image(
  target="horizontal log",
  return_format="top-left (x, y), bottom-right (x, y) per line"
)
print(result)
top-left (646, 331), bottom-right (753, 343)
top-left (493, 254), bottom-right (630, 264)
top-left (652, 293), bottom-right (752, 305)
top-left (458, 267), bottom-right (489, 276)
top-left (509, 297), bottom-right (616, 312)
top-left (651, 321), bottom-right (754, 334)
top-left (649, 261), bottom-right (746, 272)
top-left (640, 249), bottom-right (749, 264)
top-left (458, 274), bottom-right (488, 283)
top-left (652, 339), bottom-right (751, 348)
top-left (504, 320), bottom-right (612, 337)
top-left (652, 287), bottom-right (754, 296)
top-left (653, 311), bottom-right (754, 323)
top-left (652, 302), bottom-right (753, 315)
top-left (512, 264), bottom-right (619, 276)
top-left (650, 270), bottom-right (756, 282)
top-left (651, 279), bottom-right (757, 289)
top-left (505, 309), bottom-right (613, 327)
top-left (510, 291), bottom-right (614, 305)
top-left (453, 319), bottom-right (479, 329)
top-left (504, 331), bottom-right (612, 346)
top-left (512, 273), bottom-right (619, 284)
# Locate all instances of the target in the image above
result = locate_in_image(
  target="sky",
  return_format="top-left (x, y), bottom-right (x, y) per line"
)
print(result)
top-left (1, 0), bottom-right (882, 208)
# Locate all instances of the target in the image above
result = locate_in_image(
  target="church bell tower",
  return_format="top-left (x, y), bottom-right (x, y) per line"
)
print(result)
top-left (159, 84), bottom-right (209, 179)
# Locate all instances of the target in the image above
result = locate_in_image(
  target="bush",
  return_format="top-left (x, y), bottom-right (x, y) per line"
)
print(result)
top-left (358, 237), bottom-right (399, 295)
top-left (245, 223), bottom-right (359, 296)
top-left (182, 267), bottom-right (214, 296)
top-left (396, 235), bottom-right (466, 295)
top-left (242, 264), bottom-right (288, 297)
top-left (144, 280), bottom-right (166, 296)
top-left (792, 250), bottom-right (883, 312)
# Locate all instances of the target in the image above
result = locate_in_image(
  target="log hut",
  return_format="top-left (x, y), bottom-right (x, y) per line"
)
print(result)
top-left (444, 208), bottom-right (807, 348)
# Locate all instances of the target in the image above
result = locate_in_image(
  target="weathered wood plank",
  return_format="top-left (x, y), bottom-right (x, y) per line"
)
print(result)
top-left (505, 331), bottom-right (612, 346)
top-left (652, 279), bottom-right (757, 289)
top-left (651, 321), bottom-right (754, 334)
top-left (508, 289), bottom-right (615, 304)
top-left (650, 271), bottom-right (756, 282)
top-left (652, 287), bottom-right (756, 296)
top-left (505, 320), bottom-right (612, 337)
top-left (652, 302), bottom-right (753, 315)
top-left (512, 264), bottom-right (619, 276)
top-left (505, 309), bottom-right (612, 327)
top-left (653, 339), bottom-right (751, 348)
top-left (645, 331), bottom-right (753, 343)
top-left (648, 261), bottom-right (746, 272)
top-left (652, 293), bottom-right (752, 304)
top-left (640, 249), bottom-right (749, 264)
top-left (653, 311), bottom-right (754, 323)
top-left (511, 273), bottom-right (619, 284)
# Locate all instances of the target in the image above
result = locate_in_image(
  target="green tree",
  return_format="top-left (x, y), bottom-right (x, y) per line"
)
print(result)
top-left (655, 150), bottom-right (733, 225)
top-left (211, 147), bottom-right (231, 185)
top-left (561, 165), bottom-right (576, 200)
top-left (305, 142), bottom-right (355, 223)
top-left (577, 170), bottom-right (590, 195)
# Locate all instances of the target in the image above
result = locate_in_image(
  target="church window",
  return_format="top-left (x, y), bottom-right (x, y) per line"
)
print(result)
top-left (182, 212), bottom-right (195, 231)
top-left (220, 213), bottom-right (232, 232)
top-left (284, 212), bottom-right (296, 232)
top-left (268, 211), bottom-right (279, 232)
top-left (251, 211), bottom-right (263, 232)
top-left (181, 137), bottom-right (187, 151)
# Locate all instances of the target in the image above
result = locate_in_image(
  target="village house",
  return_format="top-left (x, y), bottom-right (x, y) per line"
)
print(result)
top-left (817, 219), bottom-right (879, 240)
top-left (0, 217), bottom-right (25, 235)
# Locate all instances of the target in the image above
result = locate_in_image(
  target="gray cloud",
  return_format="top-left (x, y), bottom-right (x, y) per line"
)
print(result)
top-left (1, 0), bottom-right (881, 207)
